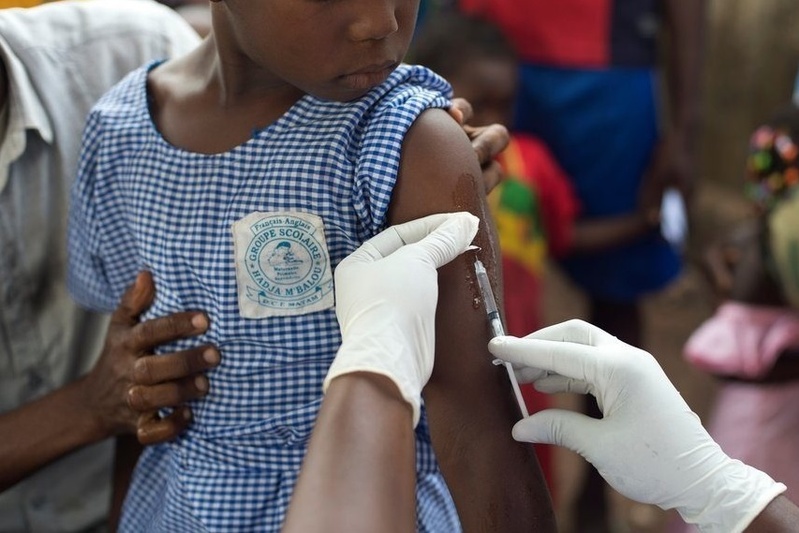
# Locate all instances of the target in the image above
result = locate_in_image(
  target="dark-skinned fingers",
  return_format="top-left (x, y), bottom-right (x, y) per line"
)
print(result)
top-left (127, 375), bottom-right (210, 412)
top-left (111, 271), bottom-right (156, 327)
top-left (133, 346), bottom-right (220, 386)
top-left (481, 161), bottom-right (505, 194)
top-left (470, 123), bottom-right (509, 166)
top-left (136, 408), bottom-right (191, 445)
top-left (449, 98), bottom-right (473, 125)
top-left (129, 310), bottom-right (209, 352)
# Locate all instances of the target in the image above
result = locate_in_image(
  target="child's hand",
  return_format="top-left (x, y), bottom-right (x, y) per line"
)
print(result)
top-left (325, 212), bottom-right (479, 426)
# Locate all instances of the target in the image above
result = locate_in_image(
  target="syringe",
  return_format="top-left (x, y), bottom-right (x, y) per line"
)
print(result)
top-left (473, 258), bottom-right (529, 418)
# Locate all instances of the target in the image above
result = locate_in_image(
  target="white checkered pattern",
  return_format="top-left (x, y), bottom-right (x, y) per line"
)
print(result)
top-left (68, 62), bottom-right (460, 532)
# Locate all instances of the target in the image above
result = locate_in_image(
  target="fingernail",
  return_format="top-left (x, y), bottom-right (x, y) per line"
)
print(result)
top-left (191, 314), bottom-right (208, 331)
top-left (195, 375), bottom-right (209, 393)
top-left (203, 348), bottom-right (220, 366)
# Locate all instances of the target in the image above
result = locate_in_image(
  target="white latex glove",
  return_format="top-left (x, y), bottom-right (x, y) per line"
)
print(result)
top-left (488, 319), bottom-right (787, 533)
top-left (325, 212), bottom-right (479, 426)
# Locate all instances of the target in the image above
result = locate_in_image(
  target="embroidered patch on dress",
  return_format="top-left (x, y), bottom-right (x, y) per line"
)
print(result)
top-left (232, 212), bottom-right (335, 318)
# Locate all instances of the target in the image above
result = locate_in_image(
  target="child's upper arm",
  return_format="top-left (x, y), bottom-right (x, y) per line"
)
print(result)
top-left (388, 108), bottom-right (555, 531)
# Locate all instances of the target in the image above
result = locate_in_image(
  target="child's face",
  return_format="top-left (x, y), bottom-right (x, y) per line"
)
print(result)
top-left (447, 57), bottom-right (518, 128)
top-left (215, 0), bottom-right (419, 102)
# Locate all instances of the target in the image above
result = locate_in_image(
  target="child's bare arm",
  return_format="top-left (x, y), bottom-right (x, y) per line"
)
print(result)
top-left (388, 109), bottom-right (556, 531)
top-left (569, 213), bottom-right (655, 255)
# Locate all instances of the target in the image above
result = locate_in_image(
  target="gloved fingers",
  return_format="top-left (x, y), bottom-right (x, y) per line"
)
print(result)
top-left (342, 212), bottom-right (478, 268)
top-left (533, 375), bottom-right (591, 396)
top-left (520, 319), bottom-right (620, 348)
top-left (514, 366), bottom-right (549, 384)
top-left (372, 212), bottom-right (475, 258)
top-left (489, 334), bottom-right (599, 384)
top-left (393, 212), bottom-right (479, 269)
top-left (512, 409), bottom-right (598, 454)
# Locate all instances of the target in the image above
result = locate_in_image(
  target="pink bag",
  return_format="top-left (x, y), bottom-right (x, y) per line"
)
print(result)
top-left (684, 301), bottom-right (799, 379)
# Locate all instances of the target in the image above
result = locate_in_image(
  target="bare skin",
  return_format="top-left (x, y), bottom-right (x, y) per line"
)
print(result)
top-left (638, 0), bottom-right (705, 214)
top-left (0, 272), bottom-right (218, 493)
top-left (746, 495), bottom-right (799, 532)
top-left (390, 108), bottom-right (555, 530)
top-left (283, 373), bottom-right (417, 533)
top-left (702, 218), bottom-right (799, 383)
top-left (442, 54), bottom-right (654, 257)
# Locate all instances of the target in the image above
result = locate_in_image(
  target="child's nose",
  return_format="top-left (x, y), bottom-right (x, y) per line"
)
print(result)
top-left (348, 0), bottom-right (399, 42)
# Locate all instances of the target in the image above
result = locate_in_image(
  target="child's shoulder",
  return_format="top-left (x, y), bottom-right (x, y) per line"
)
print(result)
top-left (363, 64), bottom-right (452, 118)
top-left (89, 62), bottom-right (154, 125)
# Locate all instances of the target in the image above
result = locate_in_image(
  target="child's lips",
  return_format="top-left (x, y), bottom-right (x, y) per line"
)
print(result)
top-left (339, 61), bottom-right (398, 91)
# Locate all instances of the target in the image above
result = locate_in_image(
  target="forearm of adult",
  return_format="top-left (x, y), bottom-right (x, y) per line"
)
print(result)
top-left (746, 496), bottom-right (799, 532)
top-left (0, 376), bottom-right (106, 492)
top-left (284, 374), bottom-right (417, 533)
top-left (663, 0), bottom-right (705, 133)
top-left (569, 213), bottom-right (654, 254)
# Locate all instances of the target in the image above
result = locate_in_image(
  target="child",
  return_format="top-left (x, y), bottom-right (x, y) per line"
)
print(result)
top-left (412, 10), bottom-right (658, 497)
top-left (683, 103), bottom-right (799, 511)
top-left (67, 1), bottom-right (553, 532)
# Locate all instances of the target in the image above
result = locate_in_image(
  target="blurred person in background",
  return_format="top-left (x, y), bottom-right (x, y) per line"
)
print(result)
top-left (681, 103), bottom-right (799, 533)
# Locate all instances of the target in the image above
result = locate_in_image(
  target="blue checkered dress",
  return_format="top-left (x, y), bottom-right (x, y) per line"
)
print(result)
top-left (68, 62), bottom-right (461, 532)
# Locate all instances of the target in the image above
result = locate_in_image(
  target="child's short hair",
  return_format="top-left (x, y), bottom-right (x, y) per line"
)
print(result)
top-left (746, 103), bottom-right (799, 209)
top-left (410, 12), bottom-right (516, 79)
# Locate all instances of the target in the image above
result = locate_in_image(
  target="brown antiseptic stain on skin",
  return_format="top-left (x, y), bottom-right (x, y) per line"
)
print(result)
top-left (453, 172), bottom-right (502, 308)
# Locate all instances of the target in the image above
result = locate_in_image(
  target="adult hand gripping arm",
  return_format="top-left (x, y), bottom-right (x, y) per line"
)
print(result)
top-left (0, 271), bottom-right (218, 493)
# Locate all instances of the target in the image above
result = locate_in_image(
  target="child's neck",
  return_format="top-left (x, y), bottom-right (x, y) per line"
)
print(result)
top-left (149, 38), bottom-right (305, 155)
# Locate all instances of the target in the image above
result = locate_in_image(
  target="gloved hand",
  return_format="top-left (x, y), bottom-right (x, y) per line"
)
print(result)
top-left (325, 212), bottom-right (479, 426)
top-left (489, 319), bottom-right (787, 533)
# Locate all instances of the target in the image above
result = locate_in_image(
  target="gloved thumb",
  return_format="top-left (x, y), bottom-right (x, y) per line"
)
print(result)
top-left (512, 409), bottom-right (599, 454)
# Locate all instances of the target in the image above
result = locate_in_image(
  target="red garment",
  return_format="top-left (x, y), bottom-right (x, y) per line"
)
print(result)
top-left (458, 0), bottom-right (659, 68)
top-left (490, 134), bottom-right (579, 493)
top-left (459, 0), bottom-right (611, 66)
top-left (492, 134), bottom-right (578, 333)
